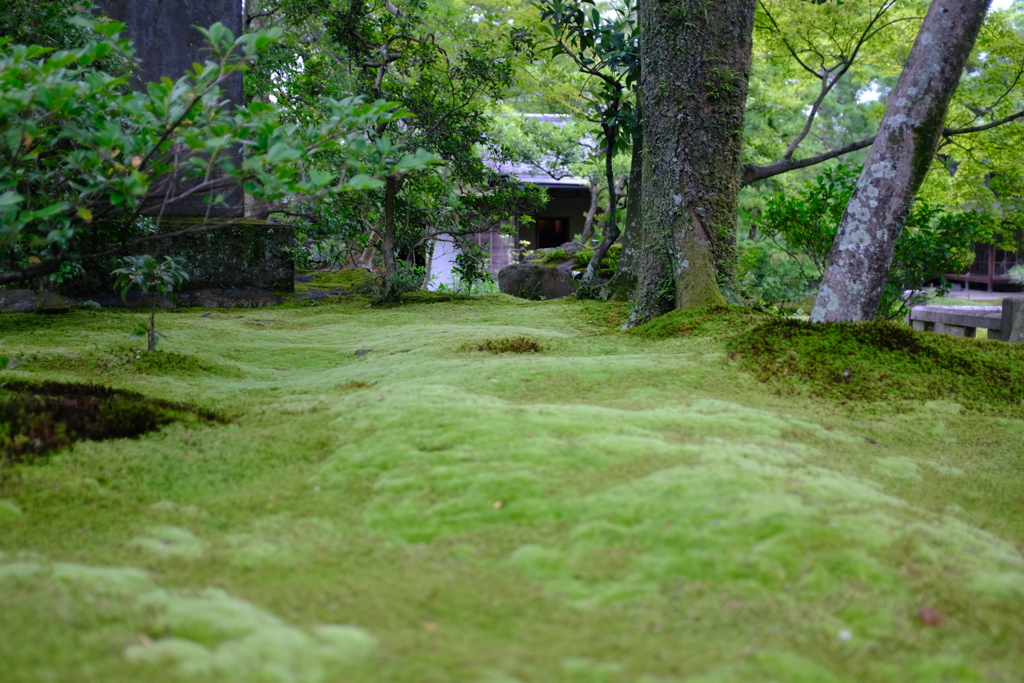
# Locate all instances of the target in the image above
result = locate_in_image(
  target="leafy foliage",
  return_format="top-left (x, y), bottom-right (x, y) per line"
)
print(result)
top-left (111, 254), bottom-right (189, 352)
top-left (757, 165), bottom-right (858, 275)
top-left (0, 16), bottom-right (422, 285)
top-left (535, 0), bottom-right (638, 291)
top-left (244, 0), bottom-right (542, 300)
top-left (112, 255), bottom-right (189, 303)
top-left (0, 0), bottom-right (100, 52)
top-left (1010, 263), bottom-right (1024, 287)
top-left (452, 242), bottom-right (495, 294)
top-left (738, 237), bottom-right (817, 313)
top-left (753, 165), bottom-right (999, 318)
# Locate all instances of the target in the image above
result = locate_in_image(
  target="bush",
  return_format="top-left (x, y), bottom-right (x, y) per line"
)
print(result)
top-left (0, 17), bottom-right (426, 286)
top-left (737, 237), bottom-right (817, 313)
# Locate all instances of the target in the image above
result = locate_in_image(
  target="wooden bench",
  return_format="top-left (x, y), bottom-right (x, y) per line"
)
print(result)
top-left (909, 300), bottom-right (1024, 342)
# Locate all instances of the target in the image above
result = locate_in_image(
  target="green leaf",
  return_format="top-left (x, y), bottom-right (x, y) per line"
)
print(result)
top-left (309, 169), bottom-right (335, 187)
top-left (347, 174), bottom-right (385, 191)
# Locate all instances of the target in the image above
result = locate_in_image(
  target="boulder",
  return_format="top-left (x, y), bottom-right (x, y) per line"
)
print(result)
top-left (498, 258), bottom-right (575, 300)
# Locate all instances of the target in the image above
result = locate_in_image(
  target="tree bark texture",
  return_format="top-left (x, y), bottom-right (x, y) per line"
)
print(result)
top-left (380, 175), bottom-right (400, 300)
top-left (811, 0), bottom-right (991, 322)
top-left (607, 131), bottom-right (644, 301)
top-left (580, 181), bottom-right (600, 245)
top-left (630, 0), bottom-right (756, 323)
top-left (148, 306), bottom-right (157, 353)
top-left (580, 125), bottom-right (620, 291)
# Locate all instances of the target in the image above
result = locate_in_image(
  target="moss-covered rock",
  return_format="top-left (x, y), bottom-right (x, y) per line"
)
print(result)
top-left (498, 259), bottom-right (576, 300)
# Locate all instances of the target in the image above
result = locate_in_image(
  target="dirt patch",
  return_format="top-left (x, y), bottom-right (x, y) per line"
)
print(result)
top-left (0, 381), bottom-right (218, 464)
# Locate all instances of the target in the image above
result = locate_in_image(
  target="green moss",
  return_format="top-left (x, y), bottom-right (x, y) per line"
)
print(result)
top-left (306, 268), bottom-right (374, 290)
top-left (21, 348), bottom-right (243, 378)
top-left (536, 248), bottom-right (574, 265)
top-left (928, 296), bottom-right (1002, 307)
top-left (727, 318), bottom-right (1024, 412)
top-left (1, 298), bottom-right (1024, 682)
top-left (628, 304), bottom-right (769, 340)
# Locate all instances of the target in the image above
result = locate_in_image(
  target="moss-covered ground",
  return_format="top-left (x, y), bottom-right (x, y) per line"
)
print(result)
top-left (1, 296), bottom-right (1023, 683)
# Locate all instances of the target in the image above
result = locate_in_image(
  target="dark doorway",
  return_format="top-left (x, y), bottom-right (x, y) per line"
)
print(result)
top-left (535, 217), bottom-right (571, 249)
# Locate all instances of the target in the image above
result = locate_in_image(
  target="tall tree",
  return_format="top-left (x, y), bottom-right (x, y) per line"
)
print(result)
top-left (628, 0), bottom-right (756, 323)
top-left (242, 0), bottom-right (543, 299)
top-left (812, 0), bottom-right (992, 322)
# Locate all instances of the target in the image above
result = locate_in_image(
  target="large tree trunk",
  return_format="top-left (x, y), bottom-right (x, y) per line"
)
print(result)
top-left (607, 128), bottom-right (644, 301)
top-left (629, 0), bottom-right (755, 324)
top-left (811, 0), bottom-right (991, 322)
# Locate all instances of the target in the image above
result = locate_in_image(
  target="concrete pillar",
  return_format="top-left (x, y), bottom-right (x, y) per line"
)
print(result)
top-left (1002, 299), bottom-right (1024, 343)
top-left (98, 0), bottom-right (244, 216)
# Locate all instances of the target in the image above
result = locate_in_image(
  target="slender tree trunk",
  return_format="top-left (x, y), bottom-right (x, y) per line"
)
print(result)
top-left (629, 0), bottom-right (756, 324)
top-left (580, 125), bottom-right (620, 292)
top-left (422, 239), bottom-right (434, 288)
top-left (579, 180), bottom-right (601, 245)
top-left (812, 0), bottom-right (991, 322)
top-left (380, 174), bottom-right (400, 300)
top-left (607, 122), bottom-right (644, 301)
top-left (148, 305), bottom-right (156, 353)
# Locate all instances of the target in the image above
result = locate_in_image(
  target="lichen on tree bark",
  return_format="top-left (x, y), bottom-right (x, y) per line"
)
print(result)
top-left (628, 0), bottom-right (755, 325)
top-left (811, 0), bottom-right (991, 323)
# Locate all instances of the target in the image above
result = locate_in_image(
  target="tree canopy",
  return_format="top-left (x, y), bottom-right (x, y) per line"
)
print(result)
top-left (3, 0), bottom-right (1023, 312)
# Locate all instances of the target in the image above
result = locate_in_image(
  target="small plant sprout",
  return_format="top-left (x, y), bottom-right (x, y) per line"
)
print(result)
top-left (1009, 265), bottom-right (1024, 288)
top-left (112, 255), bottom-right (189, 352)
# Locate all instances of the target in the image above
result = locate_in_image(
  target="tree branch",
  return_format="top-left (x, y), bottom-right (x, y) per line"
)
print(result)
top-left (943, 108), bottom-right (1024, 136)
top-left (742, 135), bottom-right (876, 186)
top-left (743, 108), bottom-right (1024, 186)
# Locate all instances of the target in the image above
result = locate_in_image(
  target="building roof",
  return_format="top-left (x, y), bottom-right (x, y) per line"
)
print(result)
top-left (486, 114), bottom-right (592, 189)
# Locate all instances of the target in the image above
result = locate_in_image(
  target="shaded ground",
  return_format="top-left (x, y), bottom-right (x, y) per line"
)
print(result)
top-left (0, 294), bottom-right (1022, 682)
top-left (0, 381), bottom-right (215, 463)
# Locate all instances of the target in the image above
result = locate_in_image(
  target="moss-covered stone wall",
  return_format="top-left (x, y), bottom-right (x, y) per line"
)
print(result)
top-left (58, 220), bottom-right (294, 297)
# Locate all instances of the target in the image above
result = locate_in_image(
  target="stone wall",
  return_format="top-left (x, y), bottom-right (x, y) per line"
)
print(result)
top-left (57, 220), bottom-right (295, 297)
top-left (97, 0), bottom-right (245, 215)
